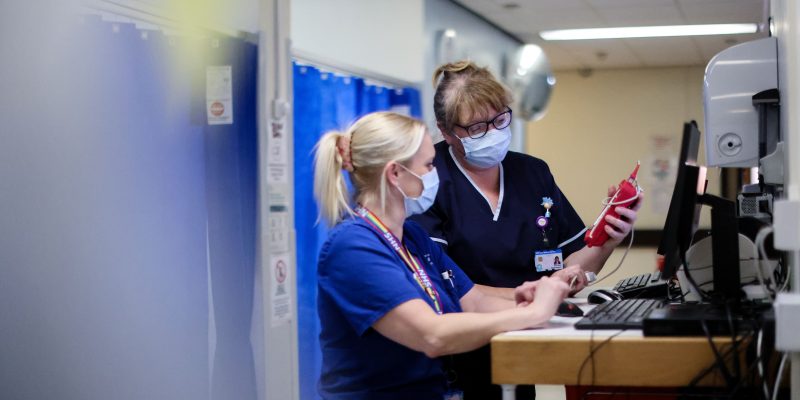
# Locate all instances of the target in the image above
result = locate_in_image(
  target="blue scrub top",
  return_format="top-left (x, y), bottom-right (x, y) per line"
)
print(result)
top-left (410, 141), bottom-right (586, 288)
top-left (317, 216), bottom-right (474, 399)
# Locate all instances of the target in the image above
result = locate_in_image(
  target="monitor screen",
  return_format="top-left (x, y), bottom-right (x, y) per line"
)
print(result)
top-left (658, 121), bottom-right (702, 279)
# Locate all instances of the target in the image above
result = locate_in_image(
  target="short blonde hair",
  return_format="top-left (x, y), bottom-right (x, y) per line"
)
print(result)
top-left (432, 60), bottom-right (513, 134)
top-left (313, 112), bottom-right (427, 225)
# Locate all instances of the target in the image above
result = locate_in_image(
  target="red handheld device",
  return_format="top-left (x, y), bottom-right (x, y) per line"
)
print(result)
top-left (584, 162), bottom-right (641, 248)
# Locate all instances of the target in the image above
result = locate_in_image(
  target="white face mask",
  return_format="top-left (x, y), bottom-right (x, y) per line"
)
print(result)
top-left (396, 165), bottom-right (439, 217)
top-left (459, 126), bottom-right (512, 168)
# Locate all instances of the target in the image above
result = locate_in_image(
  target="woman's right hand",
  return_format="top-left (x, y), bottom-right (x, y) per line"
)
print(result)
top-left (526, 276), bottom-right (570, 321)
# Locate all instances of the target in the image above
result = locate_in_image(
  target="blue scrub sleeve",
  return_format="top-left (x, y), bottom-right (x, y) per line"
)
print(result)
top-left (553, 185), bottom-right (587, 257)
top-left (318, 225), bottom-right (425, 336)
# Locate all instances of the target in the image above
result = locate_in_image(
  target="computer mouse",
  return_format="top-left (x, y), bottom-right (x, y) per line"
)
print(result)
top-left (587, 289), bottom-right (624, 304)
top-left (555, 300), bottom-right (584, 317)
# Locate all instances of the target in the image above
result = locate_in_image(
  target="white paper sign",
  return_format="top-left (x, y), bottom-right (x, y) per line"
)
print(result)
top-left (206, 65), bottom-right (233, 125)
top-left (267, 165), bottom-right (288, 184)
top-left (267, 212), bottom-right (290, 253)
top-left (270, 253), bottom-right (292, 327)
top-left (267, 119), bottom-right (288, 165)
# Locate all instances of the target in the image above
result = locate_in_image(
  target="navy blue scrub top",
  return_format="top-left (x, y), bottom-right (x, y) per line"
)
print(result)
top-left (410, 141), bottom-right (586, 288)
top-left (317, 216), bottom-right (474, 400)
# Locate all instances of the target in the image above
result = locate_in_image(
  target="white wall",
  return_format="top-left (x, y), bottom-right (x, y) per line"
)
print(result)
top-left (291, 0), bottom-right (425, 83)
top-left (527, 66), bottom-right (719, 230)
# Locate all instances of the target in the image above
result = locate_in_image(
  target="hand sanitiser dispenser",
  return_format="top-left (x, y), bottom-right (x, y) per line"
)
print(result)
top-left (703, 37), bottom-right (778, 168)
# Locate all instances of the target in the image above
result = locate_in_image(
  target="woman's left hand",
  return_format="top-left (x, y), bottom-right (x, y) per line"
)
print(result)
top-left (603, 185), bottom-right (644, 246)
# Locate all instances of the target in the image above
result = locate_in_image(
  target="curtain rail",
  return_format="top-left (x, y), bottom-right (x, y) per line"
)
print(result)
top-left (292, 49), bottom-right (421, 90)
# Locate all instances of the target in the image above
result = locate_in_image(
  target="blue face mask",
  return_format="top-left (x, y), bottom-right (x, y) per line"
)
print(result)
top-left (459, 126), bottom-right (512, 168)
top-left (396, 165), bottom-right (439, 216)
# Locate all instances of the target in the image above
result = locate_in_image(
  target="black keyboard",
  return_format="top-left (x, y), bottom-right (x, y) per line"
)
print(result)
top-left (574, 299), bottom-right (663, 330)
top-left (613, 271), bottom-right (670, 299)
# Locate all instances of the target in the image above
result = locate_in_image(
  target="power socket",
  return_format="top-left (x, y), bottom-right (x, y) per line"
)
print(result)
top-left (773, 199), bottom-right (800, 251)
top-left (774, 293), bottom-right (800, 351)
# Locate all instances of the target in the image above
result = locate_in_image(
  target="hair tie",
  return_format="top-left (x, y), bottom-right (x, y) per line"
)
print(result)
top-left (336, 135), bottom-right (354, 172)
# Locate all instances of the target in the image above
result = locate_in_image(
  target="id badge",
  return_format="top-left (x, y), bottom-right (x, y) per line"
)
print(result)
top-left (443, 390), bottom-right (464, 400)
top-left (534, 249), bottom-right (564, 272)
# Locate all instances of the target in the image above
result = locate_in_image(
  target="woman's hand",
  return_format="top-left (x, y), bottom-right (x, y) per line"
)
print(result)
top-left (604, 185), bottom-right (644, 246)
top-left (513, 280), bottom-right (539, 306)
top-left (551, 264), bottom-right (587, 295)
top-left (524, 277), bottom-right (570, 321)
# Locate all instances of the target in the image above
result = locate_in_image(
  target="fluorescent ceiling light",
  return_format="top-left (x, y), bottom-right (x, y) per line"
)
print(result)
top-left (540, 24), bottom-right (758, 40)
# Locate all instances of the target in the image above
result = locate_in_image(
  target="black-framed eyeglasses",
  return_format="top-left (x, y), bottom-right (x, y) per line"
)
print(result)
top-left (453, 108), bottom-right (513, 139)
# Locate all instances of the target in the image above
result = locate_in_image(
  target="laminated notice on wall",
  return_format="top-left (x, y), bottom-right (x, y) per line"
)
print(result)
top-left (647, 135), bottom-right (677, 215)
top-left (206, 65), bottom-right (233, 125)
top-left (270, 253), bottom-right (293, 327)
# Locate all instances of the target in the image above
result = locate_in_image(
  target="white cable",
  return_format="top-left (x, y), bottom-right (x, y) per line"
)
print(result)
top-left (557, 227), bottom-right (588, 249)
top-left (600, 191), bottom-right (641, 207)
top-left (589, 227), bottom-right (635, 287)
top-left (757, 328), bottom-right (770, 400)
top-left (779, 262), bottom-right (791, 293)
top-left (772, 352), bottom-right (789, 400)
top-left (753, 226), bottom-right (775, 300)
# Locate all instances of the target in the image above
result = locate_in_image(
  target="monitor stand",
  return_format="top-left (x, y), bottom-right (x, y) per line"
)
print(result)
top-left (643, 194), bottom-right (770, 336)
top-left (699, 193), bottom-right (743, 304)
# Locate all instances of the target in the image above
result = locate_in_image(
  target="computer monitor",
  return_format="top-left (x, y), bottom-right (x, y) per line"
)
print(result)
top-left (657, 121), bottom-right (743, 302)
top-left (657, 121), bottom-right (701, 279)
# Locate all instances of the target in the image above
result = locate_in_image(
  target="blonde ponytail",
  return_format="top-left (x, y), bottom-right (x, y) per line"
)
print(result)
top-left (313, 131), bottom-right (354, 225)
top-left (313, 112), bottom-right (427, 225)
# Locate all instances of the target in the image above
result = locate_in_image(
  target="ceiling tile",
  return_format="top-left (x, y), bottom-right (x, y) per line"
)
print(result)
top-left (595, 5), bottom-right (685, 25)
top-left (694, 32), bottom-right (768, 61)
top-left (676, 0), bottom-right (764, 23)
top-left (586, 0), bottom-right (675, 7)
top-left (454, 0), bottom-right (765, 69)
top-left (554, 39), bottom-right (644, 69)
top-left (515, 9), bottom-right (605, 30)
top-left (624, 37), bottom-right (703, 67)
top-left (538, 44), bottom-right (584, 70)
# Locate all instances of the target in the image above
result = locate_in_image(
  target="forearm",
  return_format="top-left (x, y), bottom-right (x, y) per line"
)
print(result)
top-left (425, 307), bottom-right (548, 357)
top-left (564, 243), bottom-right (616, 273)
top-left (468, 287), bottom-right (517, 312)
top-left (474, 283), bottom-right (515, 300)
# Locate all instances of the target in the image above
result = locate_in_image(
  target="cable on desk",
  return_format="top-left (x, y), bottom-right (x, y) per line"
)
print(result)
top-left (700, 319), bottom-right (735, 387)
top-left (771, 352), bottom-right (789, 400)
top-left (726, 304), bottom-right (742, 385)
top-left (575, 328), bottom-right (627, 389)
top-left (683, 318), bottom-right (766, 399)
top-left (757, 328), bottom-right (770, 399)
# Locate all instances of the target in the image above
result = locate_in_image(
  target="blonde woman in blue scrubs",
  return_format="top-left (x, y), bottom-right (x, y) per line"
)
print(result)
top-left (313, 111), bottom-right (571, 399)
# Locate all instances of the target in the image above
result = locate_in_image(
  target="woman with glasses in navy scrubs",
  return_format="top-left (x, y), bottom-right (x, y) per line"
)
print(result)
top-left (410, 61), bottom-right (643, 399)
top-left (313, 112), bottom-right (571, 400)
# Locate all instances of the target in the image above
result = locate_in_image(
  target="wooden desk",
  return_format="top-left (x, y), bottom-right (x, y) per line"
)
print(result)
top-left (491, 303), bottom-right (743, 400)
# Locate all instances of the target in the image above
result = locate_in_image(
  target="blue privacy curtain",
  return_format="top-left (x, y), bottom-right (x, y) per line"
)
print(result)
top-left (12, 16), bottom-right (257, 400)
top-left (293, 63), bottom-right (422, 400)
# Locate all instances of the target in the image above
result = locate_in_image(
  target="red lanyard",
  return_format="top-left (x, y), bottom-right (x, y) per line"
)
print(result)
top-left (355, 206), bottom-right (443, 315)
